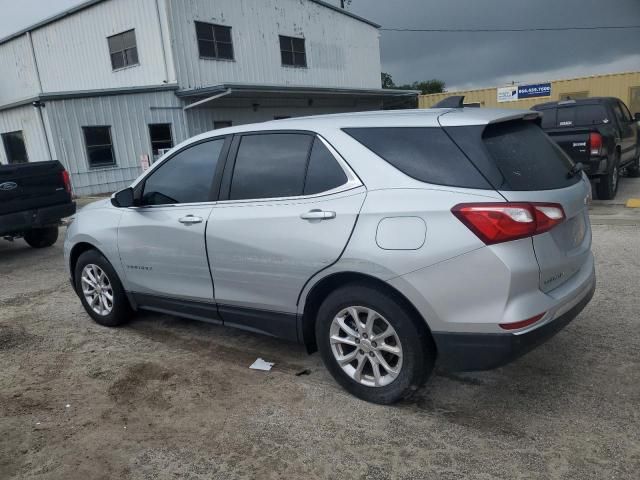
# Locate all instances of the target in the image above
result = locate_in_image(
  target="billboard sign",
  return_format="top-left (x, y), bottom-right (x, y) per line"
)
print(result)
top-left (497, 86), bottom-right (519, 102)
top-left (518, 83), bottom-right (552, 99)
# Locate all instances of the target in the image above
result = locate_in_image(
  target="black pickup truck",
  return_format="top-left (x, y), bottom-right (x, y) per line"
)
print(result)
top-left (532, 97), bottom-right (640, 199)
top-left (0, 161), bottom-right (76, 248)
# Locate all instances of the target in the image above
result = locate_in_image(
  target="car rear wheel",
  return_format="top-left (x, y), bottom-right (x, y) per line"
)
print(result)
top-left (74, 249), bottom-right (132, 327)
top-left (596, 156), bottom-right (619, 200)
top-left (24, 226), bottom-right (58, 248)
top-left (316, 284), bottom-right (435, 404)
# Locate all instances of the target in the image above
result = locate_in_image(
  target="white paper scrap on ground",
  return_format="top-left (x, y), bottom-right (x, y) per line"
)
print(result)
top-left (250, 358), bottom-right (274, 371)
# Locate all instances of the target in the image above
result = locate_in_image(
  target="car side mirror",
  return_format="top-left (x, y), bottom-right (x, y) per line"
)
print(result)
top-left (111, 187), bottom-right (135, 208)
top-left (634, 112), bottom-right (640, 122)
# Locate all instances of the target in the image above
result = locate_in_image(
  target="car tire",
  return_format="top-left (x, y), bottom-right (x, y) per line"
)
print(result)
top-left (74, 249), bottom-right (132, 327)
top-left (24, 226), bottom-right (58, 248)
top-left (315, 284), bottom-right (435, 405)
top-left (596, 155), bottom-right (620, 200)
top-left (626, 155), bottom-right (640, 178)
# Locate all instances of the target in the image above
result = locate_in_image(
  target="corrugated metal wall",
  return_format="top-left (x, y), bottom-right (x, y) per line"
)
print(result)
top-left (45, 91), bottom-right (188, 195)
top-left (0, 35), bottom-right (40, 106)
top-left (0, 105), bottom-right (50, 165)
top-left (419, 72), bottom-right (640, 110)
top-left (167, 0), bottom-right (381, 91)
top-left (185, 98), bottom-right (381, 136)
top-left (29, 0), bottom-right (172, 95)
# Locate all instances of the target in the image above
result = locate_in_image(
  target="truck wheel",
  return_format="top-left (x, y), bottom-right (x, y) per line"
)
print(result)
top-left (596, 157), bottom-right (619, 200)
top-left (24, 226), bottom-right (59, 248)
top-left (626, 156), bottom-right (640, 178)
top-left (74, 249), bottom-right (132, 327)
top-left (315, 284), bottom-right (435, 404)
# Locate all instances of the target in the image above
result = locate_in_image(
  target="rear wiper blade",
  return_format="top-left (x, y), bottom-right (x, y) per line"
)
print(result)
top-left (567, 162), bottom-right (584, 178)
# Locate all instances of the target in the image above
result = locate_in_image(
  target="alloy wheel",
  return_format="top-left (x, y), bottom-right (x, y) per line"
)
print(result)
top-left (329, 306), bottom-right (403, 387)
top-left (81, 264), bottom-right (114, 316)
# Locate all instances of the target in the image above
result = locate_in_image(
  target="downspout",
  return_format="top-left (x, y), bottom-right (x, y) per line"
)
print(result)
top-left (154, 0), bottom-right (170, 83)
top-left (27, 31), bottom-right (53, 161)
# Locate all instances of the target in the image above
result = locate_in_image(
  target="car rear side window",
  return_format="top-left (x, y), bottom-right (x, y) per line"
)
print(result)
top-left (303, 139), bottom-right (348, 195)
top-left (482, 121), bottom-right (579, 190)
top-left (343, 127), bottom-right (490, 189)
top-left (142, 139), bottom-right (225, 205)
top-left (230, 134), bottom-right (313, 200)
top-left (539, 105), bottom-right (609, 128)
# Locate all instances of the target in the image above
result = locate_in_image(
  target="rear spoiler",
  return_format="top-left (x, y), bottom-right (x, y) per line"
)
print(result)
top-left (432, 95), bottom-right (481, 109)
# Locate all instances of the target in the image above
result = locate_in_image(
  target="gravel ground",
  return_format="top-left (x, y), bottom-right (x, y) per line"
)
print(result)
top-left (1, 217), bottom-right (639, 479)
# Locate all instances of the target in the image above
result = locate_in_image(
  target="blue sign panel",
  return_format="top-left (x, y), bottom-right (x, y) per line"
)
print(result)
top-left (517, 83), bottom-right (551, 99)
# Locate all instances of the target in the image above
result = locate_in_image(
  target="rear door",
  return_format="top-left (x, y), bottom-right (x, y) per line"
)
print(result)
top-left (481, 121), bottom-right (591, 292)
top-left (208, 132), bottom-right (364, 339)
top-left (615, 101), bottom-right (637, 162)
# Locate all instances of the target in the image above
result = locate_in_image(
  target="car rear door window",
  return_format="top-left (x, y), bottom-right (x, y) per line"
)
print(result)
top-left (303, 139), bottom-right (348, 195)
top-left (343, 127), bottom-right (489, 189)
top-left (482, 121), bottom-right (579, 190)
top-left (142, 139), bottom-right (225, 205)
top-left (229, 133), bottom-right (313, 200)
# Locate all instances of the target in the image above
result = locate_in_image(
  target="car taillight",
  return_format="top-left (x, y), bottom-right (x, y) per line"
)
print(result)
top-left (451, 202), bottom-right (565, 245)
top-left (61, 170), bottom-right (72, 195)
top-left (589, 132), bottom-right (602, 156)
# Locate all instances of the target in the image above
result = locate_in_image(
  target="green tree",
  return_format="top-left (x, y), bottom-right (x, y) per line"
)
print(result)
top-left (381, 72), bottom-right (396, 89)
top-left (398, 79), bottom-right (446, 95)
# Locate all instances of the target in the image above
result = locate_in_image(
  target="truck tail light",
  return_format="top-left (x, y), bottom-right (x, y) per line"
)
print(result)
top-left (61, 170), bottom-right (72, 195)
top-left (451, 202), bottom-right (565, 245)
top-left (589, 132), bottom-right (602, 156)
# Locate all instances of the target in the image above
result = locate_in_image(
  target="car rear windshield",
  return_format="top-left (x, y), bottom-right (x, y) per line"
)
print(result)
top-left (342, 127), bottom-right (490, 189)
top-left (481, 121), bottom-right (579, 190)
top-left (539, 105), bottom-right (609, 128)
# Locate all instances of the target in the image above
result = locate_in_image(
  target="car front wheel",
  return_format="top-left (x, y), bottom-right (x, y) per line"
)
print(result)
top-left (74, 249), bottom-right (132, 327)
top-left (316, 284), bottom-right (435, 404)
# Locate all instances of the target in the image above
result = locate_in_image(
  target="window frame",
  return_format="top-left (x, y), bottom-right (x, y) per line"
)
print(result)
top-left (107, 29), bottom-right (139, 71)
top-left (218, 130), bottom-right (360, 203)
top-left (82, 126), bottom-right (116, 169)
top-left (195, 21), bottom-right (235, 61)
top-left (279, 35), bottom-right (307, 68)
top-left (148, 123), bottom-right (174, 157)
top-left (2, 130), bottom-right (29, 165)
top-left (134, 135), bottom-right (232, 208)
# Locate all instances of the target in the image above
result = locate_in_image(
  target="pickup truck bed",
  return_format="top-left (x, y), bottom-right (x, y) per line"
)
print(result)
top-left (1, 161), bottom-right (76, 248)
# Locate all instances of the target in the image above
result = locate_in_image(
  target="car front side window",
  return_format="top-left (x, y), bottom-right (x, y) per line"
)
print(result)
top-left (141, 139), bottom-right (225, 206)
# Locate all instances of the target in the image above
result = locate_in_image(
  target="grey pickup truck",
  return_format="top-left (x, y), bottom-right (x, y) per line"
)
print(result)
top-left (532, 97), bottom-right (640, 200)
top-left (1, 161), bottom-right (76, 248)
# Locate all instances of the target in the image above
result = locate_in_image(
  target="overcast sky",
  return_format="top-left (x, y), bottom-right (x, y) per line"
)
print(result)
top-left (1, 0), bottom-right (638, 90)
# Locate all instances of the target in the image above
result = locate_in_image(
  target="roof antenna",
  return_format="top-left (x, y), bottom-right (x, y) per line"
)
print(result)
top-left (432, 96), bottom-right (465, 108)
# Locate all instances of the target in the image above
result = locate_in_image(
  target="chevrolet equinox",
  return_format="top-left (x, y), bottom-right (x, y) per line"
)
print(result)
top-left (65, 108), bottom-right (596, 404)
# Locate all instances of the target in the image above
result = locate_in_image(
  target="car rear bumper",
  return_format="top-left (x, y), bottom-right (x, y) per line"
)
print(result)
top-left (433, 274), bottom-right (595, 371)
top-left (0, 202), bottom-right (76, 236)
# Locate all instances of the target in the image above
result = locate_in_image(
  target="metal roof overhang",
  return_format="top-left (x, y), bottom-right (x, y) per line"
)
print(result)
top-left (178, 84), bottom-right (419, 110)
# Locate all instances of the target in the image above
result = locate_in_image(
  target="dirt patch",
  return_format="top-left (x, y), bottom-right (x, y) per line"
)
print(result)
top-left (107, 361), bottom-right (175, 410)
top-left (0, 324), bottom-right (38, 350)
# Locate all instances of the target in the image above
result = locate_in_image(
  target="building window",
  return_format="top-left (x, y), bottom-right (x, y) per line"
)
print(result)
top-left (214, 121), bottom-right (232, 129)
top-left (195, 22), bottom-right (234, 60)
top-left (108, 29), bottom-right (139, 70)
top-left (2, 131), bottom-right (28, 164)
top-left (279, 35), bottom-right (306, 67)
top-left (149, 124), bottom-right (173, 157)
top-left (83, 126), bottom-right (116, 168)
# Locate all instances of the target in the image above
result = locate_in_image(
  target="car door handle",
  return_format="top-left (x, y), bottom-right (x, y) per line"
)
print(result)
top-left (179, 215), bottom-right (203, 225)
top-left (300, 209), bottom-right (336, 220)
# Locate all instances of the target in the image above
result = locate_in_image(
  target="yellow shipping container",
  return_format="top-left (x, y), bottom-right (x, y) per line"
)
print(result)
top-left (419, 71), bottom-right (640, 114)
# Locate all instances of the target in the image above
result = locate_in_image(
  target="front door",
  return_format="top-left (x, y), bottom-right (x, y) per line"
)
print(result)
top-left (207, 132), bottom-right (365, 339)
top-left (118, 137), bottom-right (227, 303)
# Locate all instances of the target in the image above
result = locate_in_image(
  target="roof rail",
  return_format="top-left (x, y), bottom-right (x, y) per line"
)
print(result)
top-left (432, 95), bottom-right (465, 108)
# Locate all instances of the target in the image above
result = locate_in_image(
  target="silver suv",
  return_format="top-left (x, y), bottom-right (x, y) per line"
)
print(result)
top-left (65, 108), bottom-right (595, 404)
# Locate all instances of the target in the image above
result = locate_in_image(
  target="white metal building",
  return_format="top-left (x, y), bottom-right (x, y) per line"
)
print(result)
top-left (0, 0), bottom-right (415, 195)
